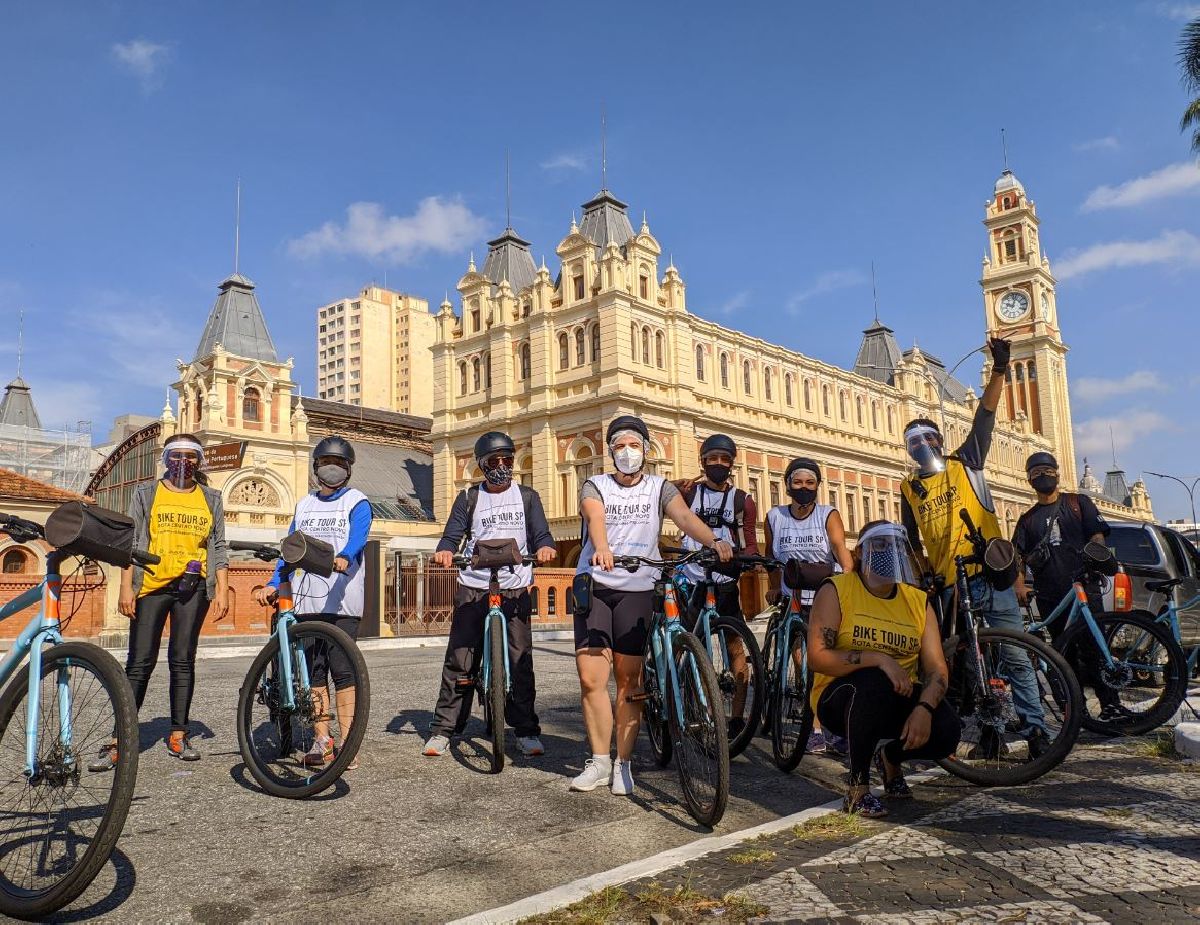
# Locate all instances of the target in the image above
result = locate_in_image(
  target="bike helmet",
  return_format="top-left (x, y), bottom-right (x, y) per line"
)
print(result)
top-left (606, 414), bottom-right (650, 446)
top-left (1025, 451), bottom-right (1058, 472)
top-left (313, 435), bottom-right (355, 466)
top-left (474, 431), bottom-right (515, 461)
top-left (784, 456), bottom-right (822, 485)
top-left (699, 433), bottom-right (738, 459)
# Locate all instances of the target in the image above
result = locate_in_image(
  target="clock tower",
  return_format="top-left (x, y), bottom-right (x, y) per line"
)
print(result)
top-left (980, 169), bottom-right (1077, 487)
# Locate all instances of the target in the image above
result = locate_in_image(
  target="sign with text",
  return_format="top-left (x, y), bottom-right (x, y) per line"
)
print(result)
top-left (204, 441), bottom-right (247, 472)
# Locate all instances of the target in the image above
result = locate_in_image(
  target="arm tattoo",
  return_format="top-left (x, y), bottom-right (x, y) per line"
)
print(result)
top-left (921, 668), bottom-right (948, 701)
top-left (846, 651), bottom-right (863, 665)
top-left (820, 627), bottom-right (837, 650)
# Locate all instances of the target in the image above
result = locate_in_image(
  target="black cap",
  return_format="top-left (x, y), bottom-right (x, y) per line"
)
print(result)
top-left (785, 457), bottom-right (822, 484)
top-left (1026, 451), bottom-right (1058, 473)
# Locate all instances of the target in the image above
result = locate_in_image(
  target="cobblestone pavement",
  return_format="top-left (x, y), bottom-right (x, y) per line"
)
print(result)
top-left (622, 743), bottom-right (1200, 924)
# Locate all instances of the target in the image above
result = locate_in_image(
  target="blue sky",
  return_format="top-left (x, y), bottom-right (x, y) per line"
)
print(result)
top-left (2, 2), bottom-right (1199, 520)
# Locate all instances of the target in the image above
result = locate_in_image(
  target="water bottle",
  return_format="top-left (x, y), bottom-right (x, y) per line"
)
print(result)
top-left (178, 560), bottom-right (202, 596)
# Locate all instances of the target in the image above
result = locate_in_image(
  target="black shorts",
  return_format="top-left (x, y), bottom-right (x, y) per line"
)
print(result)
top-left (574, 586), bottom-right (653, 656)
top-left (685, 580), bottom-right (744, 630)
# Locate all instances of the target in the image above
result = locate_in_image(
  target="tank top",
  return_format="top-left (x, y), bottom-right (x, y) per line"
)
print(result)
top-left (292, 488), bottom-right (368, 617)
top-left (900, 457), bottom-right (1001, 587)
top-left (459, 483), bottom-right (532, 591)
top-left (681, 483), bottom-right (737, 584)
top-left (809, 572), bottom-right (928, 709)
top-left (767, 503), bottom-right (837, 604)
top-left (577, 473), bottom-right (665, 592)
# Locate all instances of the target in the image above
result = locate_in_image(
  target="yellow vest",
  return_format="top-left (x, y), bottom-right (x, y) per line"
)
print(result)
top-left (810, 572), bottom-right (928, 710)
top-left (900, 457), bottom-right (1001, 586)
top-left (141, 483), bottom-right (212, 596)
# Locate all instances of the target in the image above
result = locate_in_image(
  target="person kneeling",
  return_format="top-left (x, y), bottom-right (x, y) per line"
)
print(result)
top-left (807, 521), bottom-right (960, 818)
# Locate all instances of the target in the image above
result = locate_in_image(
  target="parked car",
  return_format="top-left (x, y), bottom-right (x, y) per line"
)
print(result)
top-left (1102, 522), bottom-right (1200, 648)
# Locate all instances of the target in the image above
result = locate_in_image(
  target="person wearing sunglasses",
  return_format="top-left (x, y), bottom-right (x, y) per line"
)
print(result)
top-left (423, 431), bottom-right (557, 759)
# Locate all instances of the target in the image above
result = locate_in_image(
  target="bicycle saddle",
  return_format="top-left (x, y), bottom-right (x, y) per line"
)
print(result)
top-left (1145, 578), bottom-right (1185, 594)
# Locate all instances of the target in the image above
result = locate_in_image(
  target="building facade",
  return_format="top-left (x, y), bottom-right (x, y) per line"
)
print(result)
top-left (0, 376), bottom-right (93, 494)
top-left (430, 173), bottom-right (1152, 563)
top-left (316, 285), bottom-right (436, 416)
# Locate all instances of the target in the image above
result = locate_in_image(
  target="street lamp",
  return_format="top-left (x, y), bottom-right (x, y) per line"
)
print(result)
top-left (1145, 471), bottom-right (1200, 533)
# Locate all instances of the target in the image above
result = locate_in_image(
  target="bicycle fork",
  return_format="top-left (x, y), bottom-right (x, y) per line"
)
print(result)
top-left (481, 591), bottom-right (513, 696)
top-left (272, 587), bottom-right (311, 710)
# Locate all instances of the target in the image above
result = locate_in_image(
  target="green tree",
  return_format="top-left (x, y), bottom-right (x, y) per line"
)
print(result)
top-left (1181, 18), bottom-right (1200, 153)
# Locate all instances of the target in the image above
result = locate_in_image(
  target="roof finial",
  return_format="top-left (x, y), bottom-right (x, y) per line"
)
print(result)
top-left (468, 251), bottom-right (476, 272)
top-left (234, 177), bottom-right (241, 275)
top-left (1110, 425), bottom-right (1119, 469)
top-left (505, 148), bottom-right (512, 230)
top-left (15, 308), bottom-right (23, 380)
top-left (601, 102), bottom-right (607, 191)
top-left (1001, 128), bottom-right (1009, 172)
top-left (871, 260), bottom-right (880, 323)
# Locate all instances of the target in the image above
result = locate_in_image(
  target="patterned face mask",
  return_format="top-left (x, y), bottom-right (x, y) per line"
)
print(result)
top-left (164, 456), bottom-right (197, 488)
top-left (482, 461), bottom-right (513, 486)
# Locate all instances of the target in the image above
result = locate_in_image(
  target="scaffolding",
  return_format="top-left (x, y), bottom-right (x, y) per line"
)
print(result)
top-left (0, 421), bottom-right (93, 494)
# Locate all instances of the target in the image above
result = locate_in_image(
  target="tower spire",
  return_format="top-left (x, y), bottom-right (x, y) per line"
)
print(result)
top-left (505, 149), bottom-right (512, 229)
top-left (15, 308), bottom-right (23, 379)
top-left (871, 260), bottom-right (880, 323)
top-left (234, 177), bottom-right (242, 275)
top-left (1001, 128), bottom-right (1009, 171)
top-left (601, 103), bottom-right (607, 191)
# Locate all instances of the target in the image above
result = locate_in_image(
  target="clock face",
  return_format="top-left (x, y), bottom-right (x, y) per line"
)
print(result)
top-left (998, 290), bottom-right (1029, 321)
top-left (1040, 291), bottom-right (1050, 320)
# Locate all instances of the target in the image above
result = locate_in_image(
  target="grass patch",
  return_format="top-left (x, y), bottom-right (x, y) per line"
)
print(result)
top-left (1130, 733), bottom-right (1179, 760)
top-left (1102, 807), bottom-right (1134, 819)
top-left (519, 882), bottom-right (767, 924)
top-left (728, 847), bottom-right (778, 865)
top-left (791, 810), bottom-right (868, 841)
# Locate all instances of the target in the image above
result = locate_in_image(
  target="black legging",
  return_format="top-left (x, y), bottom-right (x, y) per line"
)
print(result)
top-left (299, 613), bottom-right (360, 689)
top-left (817, 667), bottom-right (961, 786)
top-left (125, 588), bottom-right (209, 731)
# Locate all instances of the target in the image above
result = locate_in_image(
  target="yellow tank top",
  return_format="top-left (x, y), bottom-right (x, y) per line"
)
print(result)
top-left (810, 572), bottom-right (928, 710)
top-left (900, 457), bottom-right (1001, 586)
top-left (141, 483), bottom-right (212, 596)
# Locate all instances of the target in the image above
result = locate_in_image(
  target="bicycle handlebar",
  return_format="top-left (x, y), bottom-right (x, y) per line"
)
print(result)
top-left (449, 554), bottom-right (537, 571)
top-left (660, 546), bottom-right (777, 571)
top-left (228, 540), bottom-right (283, 562)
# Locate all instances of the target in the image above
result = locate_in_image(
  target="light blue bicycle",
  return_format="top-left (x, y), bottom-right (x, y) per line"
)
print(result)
top-left (0, 510), bottom-right (153, 920)
top-left (1142, 576), bottom-right (1200, 686)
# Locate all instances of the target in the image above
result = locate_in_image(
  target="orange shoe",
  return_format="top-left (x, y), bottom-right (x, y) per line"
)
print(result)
top-left (167, 731), bottom-right (200, 761)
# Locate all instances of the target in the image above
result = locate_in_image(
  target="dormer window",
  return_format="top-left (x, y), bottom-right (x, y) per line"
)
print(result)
top-left (471, 299), bottom-right (480, 332)
top-left (243, 387), bottom-right (261, 422)
top-left (573, 275), bottom-right (585, 301)
top-left (639, 275), bottom-right (649, 299)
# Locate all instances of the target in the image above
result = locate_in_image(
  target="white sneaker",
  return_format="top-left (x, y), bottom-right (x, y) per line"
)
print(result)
top-left (422, 734), bottom-right (450, 757)
top-left (569, 757), bottom-right (612, 791)
top-left (611, 759), bottom-right (634, 796)
top-left (518, 736), bottom-right (545, 757)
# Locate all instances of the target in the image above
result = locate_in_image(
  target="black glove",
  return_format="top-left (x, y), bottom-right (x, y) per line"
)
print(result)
top-left (988, 337), bottom-right (1011, 374)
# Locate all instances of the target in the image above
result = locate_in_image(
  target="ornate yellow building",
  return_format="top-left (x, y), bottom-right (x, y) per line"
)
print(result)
top-left (430, 170), bottom-right (1151, 563)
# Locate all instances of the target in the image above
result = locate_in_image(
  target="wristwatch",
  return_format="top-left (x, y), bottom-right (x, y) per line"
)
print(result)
top-left (915, 701), bottom-right (936, 716)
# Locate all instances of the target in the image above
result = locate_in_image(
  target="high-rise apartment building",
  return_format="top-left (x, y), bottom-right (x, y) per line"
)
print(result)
top-left (316, 286), bottom-right (436, 416)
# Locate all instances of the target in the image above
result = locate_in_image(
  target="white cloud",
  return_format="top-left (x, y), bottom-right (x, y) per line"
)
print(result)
top-left (1154, 3), bottom-right (1200, 20)
top-left (784, 270), bottom-right (865, 314)
top-left (287, 197), bottom-right (487, 263)
top-left (1073, 370), bottom-right (1168, 403)
top-left (1074, 409), bottom-right (1174, 456)
top-left (30, 380), bottom-right (105, 431)
top-left (111, 39), bottom-right (172, 92)
top-left (1074, 136), bottom-right (1120, 152)
top-left (1082, 161), bottom-right (1200, 210)
top-left (1054, 229), bottom-right (1200, 280)
top-left (713, 291), bottom-right (751, 316)
top-left (540, 153), bottom-right (588, 171)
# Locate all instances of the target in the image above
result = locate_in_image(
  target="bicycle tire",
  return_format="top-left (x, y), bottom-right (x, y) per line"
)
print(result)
top-left (486, 612), bottom-right (506, 774)
top-left (237, 622), bottom-right (371, 799)
top-left (759, 619), bottom-right (779, 735)
top-left (709, 616), bottom-right (764, 758)
top-left (1056, 609), bottom-right (1188, 737)
top-left (939, 627), bottom-right (1081, 787)
top-left (771, 621), bottom-right (809, 773)
top-left (0, 642), bottom-right (139, 920)
top-left (670, 633), bottom-right (729, 827)
top-left (642, 635), bottom-right (671, 767)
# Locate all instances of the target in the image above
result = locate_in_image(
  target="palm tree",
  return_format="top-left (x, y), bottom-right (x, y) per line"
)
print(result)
top-left (1181, 18), bottom-right (1200, 153)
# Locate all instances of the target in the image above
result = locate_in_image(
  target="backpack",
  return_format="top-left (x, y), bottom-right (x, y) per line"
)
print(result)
top-left (459, 483), bottom-right (539, 551)
top-left (681, 482), bottom-right (749, 552)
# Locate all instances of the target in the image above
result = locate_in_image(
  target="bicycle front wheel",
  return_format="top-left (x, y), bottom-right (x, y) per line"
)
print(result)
top-left (940, 627), bottom-right (1081, 787)
top-left (771, 621), bottom-right (810, 773)
top-left (708, 616), bottom-right (764, 758)
top-left (237, 622), bottom-right (371, 799)
top-left (641, 635), bottom-right (671, 767)
top-left (0, 642), bottom-right (138, 920)
top-left (669, 633), bottom-right (729, 827)
top-left (1057, 610), bottom-right (1189, 737)
top-left (485, 612), bottom-right (506, 774)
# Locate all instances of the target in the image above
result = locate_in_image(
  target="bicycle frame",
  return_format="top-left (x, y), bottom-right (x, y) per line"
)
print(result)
top-left (672, 567), bottom-right (731, 667)
top-left (650, 574), bottom-right (712, 730)
top-left (1154, 592), bottom-right (1200, 675)
top-left (481, 578), bottom-right (513, 697)
top-left (766, 595), bottom-right (808, 695)
top-left (270, 580), bottom-right (312, 710)
top-left (1026, 584), bottom-right (1121, 670)
top-left (0, 553), bottom-right (68, 777)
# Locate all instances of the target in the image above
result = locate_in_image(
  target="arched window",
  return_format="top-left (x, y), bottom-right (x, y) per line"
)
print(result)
top-left (763, 367), bottom-right (772, 401)
top-left (695, 344), bottom-right (705, 381)
top-left (242, 387), bottom-right (261, 422)
top-left (575, 328), bottom-right (586, 366)
top-left (194, 392), bottom-right (203, 427)
top-left (822, 384), bottom-right (831, 416)
top-left (485, 352), bottom-right (492, 389)
top-left (458, 362), bottom-right (467, 395)
top-left (784, 373), bottom-right (793, 406)
top-left (655, 331), bottom-right (665, 368)
top-left (856, 395), bottom-right (865, 426)
top-left (519, 343), bottom-right (531, 381)
top-left (887, 406), bottom-right (895, 433)
top-left (559, 332), bottom-right (569, 371)
top-left (2, 549), bottom-right (27, 574)
top-left (630, 323), bottom-right (637, 357)
top-left (472, 357), bottom-right (481, 391)
top-left (547, 586), bottom-right (557, 616)
top-left (743, 360), bottom-right (752, 395)
top-left (871, 401), bottom-right (879, 430)
top-left (641, 328), bottom-right (650, 365)
top-left (839, 390), bottom-right (849, 420)
top-left (720, 352), bottom-right (730, 388)
top-left (529, 586), bottom-right (540, 615)
top-left (591, 324), bottom-right (601, 362)
top-left (804, 379), bottom-right (812, 411)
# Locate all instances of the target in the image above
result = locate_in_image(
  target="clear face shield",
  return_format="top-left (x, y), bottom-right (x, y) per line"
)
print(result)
top-left (858, 523), bottom-right (921, 590)
top-left (904, 424), bottom-right (945, 475)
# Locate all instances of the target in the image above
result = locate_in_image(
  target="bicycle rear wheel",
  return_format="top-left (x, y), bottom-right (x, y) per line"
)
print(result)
top-left (940, 627), bottom-right (1081, 787)
top-left (1056, 610), bottom-right (1188, 737)
top-left (669, 633), bottom-right (729, 827)
top-left (484, 612), bottom-right (506, 774)
top-left (771, 621), bottom-right (810, 773)
top-left (708, 616), bottom-right (764, 758)
top-left (0, 642), bottom-right (138, 920)
top-left (642, 635), bottom-right (671, 767)
top-left (759, 613), bottom-right (781, 735)
top-left (238, 622), bottom-right (371, 799)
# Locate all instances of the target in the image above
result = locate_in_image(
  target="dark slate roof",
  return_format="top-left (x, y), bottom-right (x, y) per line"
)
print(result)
top-left (901, 348), bottom-right (971, 403)
top-left (297, 396), bottom-right (432, 435)
top-left (193, 273), bottom-right (279, 363)
top-left (1103, 469), bottom-right (1131, 507)
top-left (579, 189), bottom-right (635, 258)
top-left (306, 441), bottom-right (434, 521)
top-left (481, 228), bottom-right (537, 295)
top-left (0, 377), bottom-right (42, 429)
top-left (853, 320), bottom-right (904, 386)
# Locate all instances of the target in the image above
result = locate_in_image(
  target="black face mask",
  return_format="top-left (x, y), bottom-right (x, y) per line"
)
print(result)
top-left (704, 464), bottom-right (732, 485)
top-left (789, 487), bottom-right (818, 506)
top-left (1031, 474), bottom-right (1059, 495)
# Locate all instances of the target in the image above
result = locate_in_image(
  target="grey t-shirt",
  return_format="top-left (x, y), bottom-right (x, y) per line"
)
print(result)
top-left (580, 476), bottom-right (679, 514)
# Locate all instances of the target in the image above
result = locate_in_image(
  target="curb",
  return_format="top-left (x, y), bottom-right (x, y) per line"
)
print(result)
top-left (1175, 722), bottom-right (1200, 758)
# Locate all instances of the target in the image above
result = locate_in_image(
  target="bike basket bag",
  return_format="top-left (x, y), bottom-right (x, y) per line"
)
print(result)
top-left (784, 559), bottom-right (834, 592)
top-left (44, 501), bottom-right (135, 568)
top-left (982, 537), bottom-right (1019, 591)
top-left (280, 531), bottom-right (335, 578)
top-left (471, 537), bottom-right (523, 570)
top-left (1082, 540), bottom-right (1118, 577)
